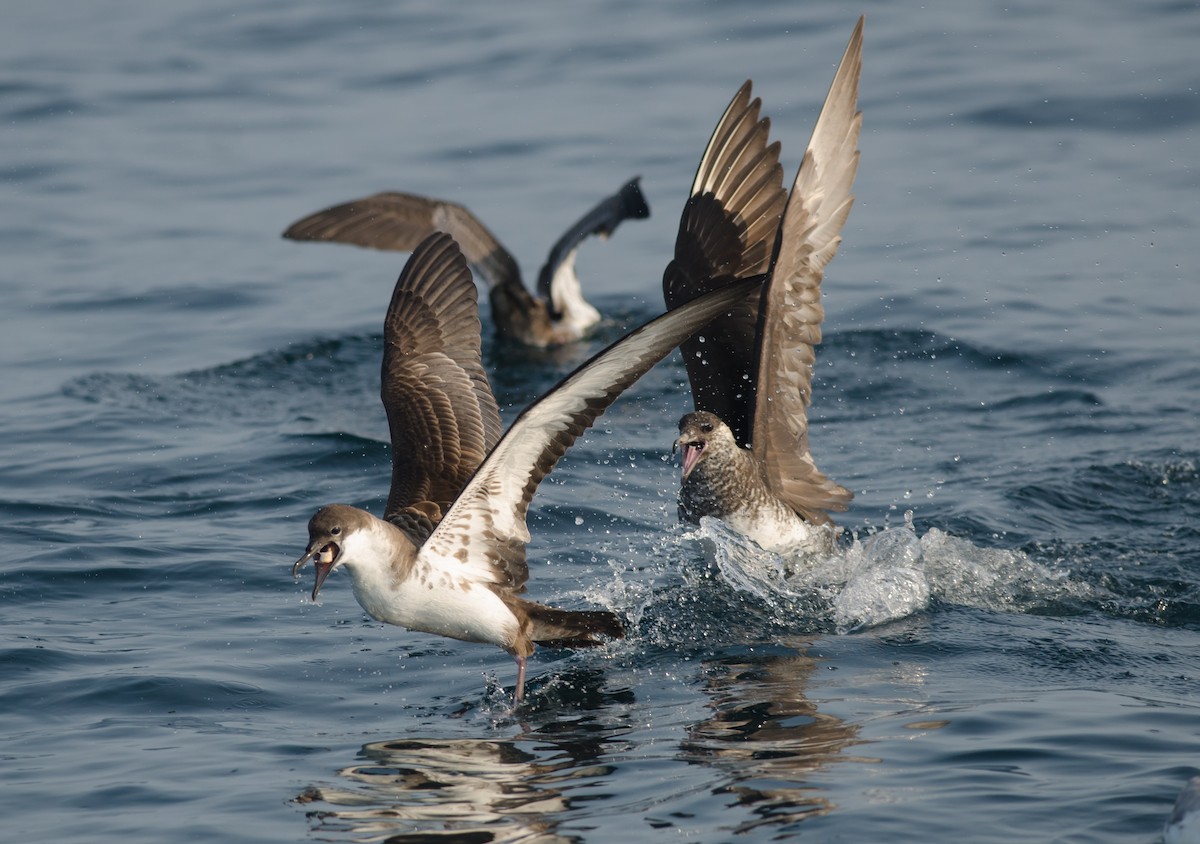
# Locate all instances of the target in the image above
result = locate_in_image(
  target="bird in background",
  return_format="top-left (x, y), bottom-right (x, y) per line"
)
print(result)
top-left (292, 232), bottom-right (763, 702)
top-left (667, 16), bottom-right (863, 554)
top-left (283, 177), bottom-right (650, 347)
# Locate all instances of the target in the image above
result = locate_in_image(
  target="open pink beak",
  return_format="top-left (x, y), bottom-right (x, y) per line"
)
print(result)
top-left (678, 440), bottom-right (705, 478)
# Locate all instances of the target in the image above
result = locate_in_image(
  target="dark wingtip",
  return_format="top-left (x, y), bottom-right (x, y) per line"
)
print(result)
top-left (281, 216), bottom-right (323, 242)
top-left (585, 609), bottom-right (625, 640)
top-left (619, 176), bottom-right (651, 220)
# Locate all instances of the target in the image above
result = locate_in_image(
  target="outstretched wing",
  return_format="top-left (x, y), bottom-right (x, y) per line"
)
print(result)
top-left (420, 277), bottom-right (765, 592)
top-left (663, 81), bottom-right (787, 446)
top-left (751, 16), bottom-right (864, 522)
top-left (283, 191), bottom-right (524, 293)
top-left (535, 176), bottom-right (651, 314)
top-left (381, 233), bottom-right (504, 525)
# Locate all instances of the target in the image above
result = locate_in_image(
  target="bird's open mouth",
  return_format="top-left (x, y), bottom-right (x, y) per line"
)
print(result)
top-left (292, 541), bottom-right (340, 601)
top-left (679, 441), bottom-right (705, 478)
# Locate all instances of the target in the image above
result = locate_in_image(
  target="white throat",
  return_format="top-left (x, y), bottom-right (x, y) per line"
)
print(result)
top-left (336, 519), bottom-right (411, 617)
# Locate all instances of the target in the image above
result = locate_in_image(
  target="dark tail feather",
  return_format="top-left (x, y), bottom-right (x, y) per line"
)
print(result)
top-left (526, 604), bottom-right (624, 649)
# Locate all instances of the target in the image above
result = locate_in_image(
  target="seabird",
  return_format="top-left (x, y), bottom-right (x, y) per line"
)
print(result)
top-left (282, 177), bottom-right (650, 347)
top-left (292, 232), bottom-right (762, 702)
top-left (667, 17), bottom-right (863, 554)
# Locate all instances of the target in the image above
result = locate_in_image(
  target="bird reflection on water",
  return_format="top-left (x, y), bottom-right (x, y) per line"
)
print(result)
top-left (302, 734), bottom-right (578, 840)
top-left (295, 669), bottom-right (627, 843)
top-left (678, 642), bottom-right (872, 835)
top-left (298, 736), bottom-right (581, 843)
top-left (294, 646), bottom-right (871, 840)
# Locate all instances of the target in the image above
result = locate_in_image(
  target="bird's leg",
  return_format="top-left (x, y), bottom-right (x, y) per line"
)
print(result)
top-left (513, 654), bottom-right (527, 703)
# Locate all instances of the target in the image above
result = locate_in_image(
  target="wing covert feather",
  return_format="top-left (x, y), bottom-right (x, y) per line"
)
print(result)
top-left (381, 234), bottom-right (503, 521)
top-left (283, 191), bottom-right (523, 292)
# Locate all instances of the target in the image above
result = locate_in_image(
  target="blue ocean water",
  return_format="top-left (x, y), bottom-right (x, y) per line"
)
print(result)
top-left (2, 1), bottom-right (1198, 841)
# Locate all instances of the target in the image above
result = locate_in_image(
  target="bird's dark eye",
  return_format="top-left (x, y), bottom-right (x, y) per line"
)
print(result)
top-left (700, 422), bottom-right (713, 433)
top-left (330, 526), bottom-right (342, 536)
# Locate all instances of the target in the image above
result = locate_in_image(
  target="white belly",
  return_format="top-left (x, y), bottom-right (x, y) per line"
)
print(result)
top-left (348, 566), bottom-right (519, 649)
top-left (726, 506), bottom-right (836, 557)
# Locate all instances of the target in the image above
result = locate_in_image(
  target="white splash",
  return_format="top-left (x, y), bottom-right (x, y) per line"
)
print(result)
top-left (683, 511), bottom-right (1091, 633)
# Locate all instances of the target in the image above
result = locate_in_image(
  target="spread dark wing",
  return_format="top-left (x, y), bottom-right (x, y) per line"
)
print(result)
top-left (381, 233), bottom-right (504, 525)
top-left (421, 277), bottom-right (764, 592)
top-left (752, 16), bottom-right (863, 522)
top-left (282, 191), bottom-right (524, 293)
top-left (536, 176), bottom-right (651, 312)
top-left (662, 81), bottom-right (787, 446)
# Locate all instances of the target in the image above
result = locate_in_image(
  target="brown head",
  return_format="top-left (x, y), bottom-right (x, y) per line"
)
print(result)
top-left (291, 504), bottom-right (375, 601)
top-left (674, 410), bottom-right (738, 479)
